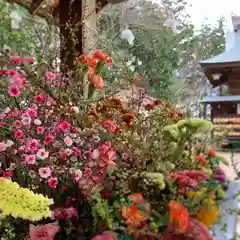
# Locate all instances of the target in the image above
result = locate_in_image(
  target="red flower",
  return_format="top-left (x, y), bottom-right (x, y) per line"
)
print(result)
top-left (195, 155), bottom-right (208, 165)
top-left (10, 56), bottom-right (24, 65)
top-left (2, 170), bottom-right (12, 178)
top-left (34, 95), bottom-right (45, 103)
top-left (104, 191), bottom-right (111, 199)
top-left (44, 135), bottom-right (55, 145)
top-left (14, 129), bottom-right (24, 139)
top-left (48, 177), bottom-right (58, 188)
top-left (25, 56), bottom-right (35, 64)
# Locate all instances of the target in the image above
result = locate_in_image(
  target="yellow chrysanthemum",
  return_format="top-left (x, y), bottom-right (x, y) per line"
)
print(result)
top-left (195, 197), bottom-right (219, 228)
top-left (0, 177), bottom-right (53, 221)
top-left (187, 191), bottom-right (218, 228)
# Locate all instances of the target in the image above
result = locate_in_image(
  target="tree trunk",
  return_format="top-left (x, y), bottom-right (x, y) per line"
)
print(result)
top-left (82, 0), bottom-right (97, 99)
top-left (59, 0), bottom-right (83, 70)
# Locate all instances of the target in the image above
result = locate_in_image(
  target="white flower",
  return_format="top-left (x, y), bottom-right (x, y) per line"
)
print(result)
top-left (70, 106), bottom-right (79, 114)
top-left (6, 140), bottom-right (14, 147)
top-left (21, 116), bottom-right (31, 126)
top-left (120, 28), bottom-right (135, 45)
top-left (36, 148), bottom-right (49, 160)
top-left (129, 65), bottom-right (135, 72)
top-left (3, 45), bottom-right (11, 53)
top-left (3, 107), bottom-right (11, 114)
top-left (164, 16), bottom-right (180, 33)
top-left (91, 149), bottom-right (100, 160)
top-left (9, 11), bottom-right (22, 29)
top-left (73, 169), bottom-right (83, 182)
top-left (33, 119), bottom-right (42, 126)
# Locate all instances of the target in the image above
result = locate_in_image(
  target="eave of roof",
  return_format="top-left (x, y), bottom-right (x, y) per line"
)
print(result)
top-left (201, 95), bottom-right (240, 103)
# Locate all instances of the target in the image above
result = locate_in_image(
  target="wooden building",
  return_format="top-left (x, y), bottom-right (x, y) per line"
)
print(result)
top-left (7, 0), bottom-right (127, 68)
top-left (200, 15), bottom-right (240, 143)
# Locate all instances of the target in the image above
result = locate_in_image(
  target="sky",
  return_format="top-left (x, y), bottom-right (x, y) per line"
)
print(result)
top-left (187, 0), bottom-right (240, 29)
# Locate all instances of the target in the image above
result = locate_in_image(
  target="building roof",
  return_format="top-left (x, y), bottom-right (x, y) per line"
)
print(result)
top-left (200, 16), bottom-right (240, 67)
top-left (199, 47), bottom-right (240, 67)
top-left (201, 95), bottom-right (240, 103)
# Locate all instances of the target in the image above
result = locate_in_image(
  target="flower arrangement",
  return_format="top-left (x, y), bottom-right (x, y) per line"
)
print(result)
top-left (0, 48), bottom-right (230, 239)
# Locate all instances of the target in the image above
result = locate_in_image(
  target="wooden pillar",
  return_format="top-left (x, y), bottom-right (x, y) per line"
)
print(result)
top-left (59, 0), bottom-right (83, 69)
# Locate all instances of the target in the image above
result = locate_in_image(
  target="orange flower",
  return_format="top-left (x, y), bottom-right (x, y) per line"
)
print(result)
top-left (169, 200), bottom-right (189, 232)
top-left (121, 193), bottom-right (150, 228)
top-left (92, 51), bottom-right (106, 61)
top-left (89, 74), bottom-right (104, 90)
top-left (122, 202), bottom-right (148, 227)
top-left (207, 147), bottom-right (216, 158)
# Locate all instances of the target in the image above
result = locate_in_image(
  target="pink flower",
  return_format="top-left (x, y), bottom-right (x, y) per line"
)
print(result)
top-left (26, 108), bottom-right (38, 118)
top-left (44, 135), bottom-right (55, 145)
top-left (101, 120), bottom-right (119, 133)
top-left (24, 154), bottom-right (36, 164)
top-left (19, 145), bottom-right (27, 153)
top-left (46, 72), bottom-right (56, 80)
top-left (25, 56), bottom-right (35, 64)
top-left (71, 147), bottom-right (81, 157)
top-left (15, 129), bottom-right (24, 139)
top-left (64, 136), bottom-right (73, 146)
top-left (15, 120), bottom-right (22, 128)
top-left (8, 84), bottom-right (20, 97)
top-left (38, 167), bottom-right (52, 179)
top-left (84, 168), bottom-right (92, 176)
top-left (48, 177), bottom-right (58, 188)
top-left (27, 139), bottom-right (40, 153)
top-left (52, 207), bottom-right (78, 220)
top-left (91, 231), bottom-right (117, 240)
top-left (30, 103), bottom-right (38, 110)
top-left (37, 126), bottom-right (45, 135)
top-left (29, 222), bottom-right (59, 240)
top-left (10, 56), bottom-right (24, 65)
top-left (0, 142), bottom-right (6, 152)
top-left (58, 120), bottom-right (71, 133)
top-left (59, 149), bottom-right (67, 161)
top-left (36, 148), bottom-right (49, 160)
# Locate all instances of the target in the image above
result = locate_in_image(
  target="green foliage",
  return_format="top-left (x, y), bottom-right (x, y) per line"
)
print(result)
top-left (91, 192), bottom-right (115, 230)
